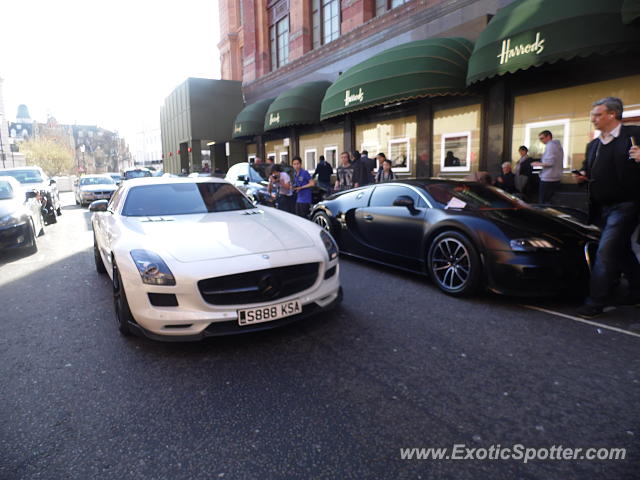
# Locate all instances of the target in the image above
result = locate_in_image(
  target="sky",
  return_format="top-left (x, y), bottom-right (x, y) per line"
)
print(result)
top-left (0, 0), bottom-right (221, 141)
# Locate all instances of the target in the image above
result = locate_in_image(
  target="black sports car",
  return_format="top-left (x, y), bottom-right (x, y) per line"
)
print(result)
top-left (310, 179), bottom-right (600, 297)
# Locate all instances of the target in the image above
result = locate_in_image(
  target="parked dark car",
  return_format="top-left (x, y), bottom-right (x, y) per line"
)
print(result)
top-left (310, 179), bottom-right (600, 297)
top-left (0, 176), bottom-right (45, 254)
top-left (0, 166), bottom-right (61, 224)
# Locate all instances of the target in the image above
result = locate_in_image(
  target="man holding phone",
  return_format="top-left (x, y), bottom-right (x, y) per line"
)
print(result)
top-left (267, 164), bottom-right (294, 213)
top-left (574, 97), bottom-right (640, 318)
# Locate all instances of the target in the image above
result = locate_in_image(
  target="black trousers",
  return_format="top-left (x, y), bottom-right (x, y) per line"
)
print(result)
top-left (277, 195), bottom-right (295, 213)
top-left (538, 180), bottom-right (560, 204)
top-left (587, 201), bottom-right (640, 306)
top-left (295, 202), bottom-right (311, 218)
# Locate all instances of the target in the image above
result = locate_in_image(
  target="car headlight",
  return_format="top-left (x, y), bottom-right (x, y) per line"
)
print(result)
top-left (130, 249), bottom-right (176, 285)
top-left (0, 213), bottom-right (22, 227)
top-left (510, 238), bottom-right (558, 252)
top-left (320, 230), bottom-right (338, 261)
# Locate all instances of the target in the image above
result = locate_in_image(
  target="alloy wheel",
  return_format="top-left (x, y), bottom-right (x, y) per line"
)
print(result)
top-left (430, 237), bottom-right (471, 291)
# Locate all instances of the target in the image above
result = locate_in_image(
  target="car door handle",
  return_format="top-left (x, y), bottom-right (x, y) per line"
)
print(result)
top-left (363, 215), bottom-right (374, 221)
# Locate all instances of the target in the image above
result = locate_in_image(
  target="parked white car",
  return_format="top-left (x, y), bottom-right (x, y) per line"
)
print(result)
top-left (90, 177), bottom-right (342, 341)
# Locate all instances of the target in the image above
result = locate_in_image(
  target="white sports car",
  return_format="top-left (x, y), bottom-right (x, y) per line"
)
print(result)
top-left (90, 177), bottom-right (342, 341)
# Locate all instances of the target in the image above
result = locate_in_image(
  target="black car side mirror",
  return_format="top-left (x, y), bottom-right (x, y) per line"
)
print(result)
top-left (393, 195), bottom-right (418, 214)
top-left (89, 199), bottom-right (109, 212)
top-left (49, 179), bottom-right (56, 185)
top-left (25, 190), bottom-right (38, 199)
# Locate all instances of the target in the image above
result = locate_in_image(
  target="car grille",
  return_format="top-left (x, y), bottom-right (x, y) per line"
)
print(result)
top-left (198, 263), bottom-right (320, 305)
top-left (91, 191), bottom-right (112, 196)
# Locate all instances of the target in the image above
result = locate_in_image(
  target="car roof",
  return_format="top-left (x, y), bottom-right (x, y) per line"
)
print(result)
top-left (120, 176), bottom-right (228, 189)
top-left (81, 173), bottom-right (112, 178)
top-left (0, 175), bottom-right (22, 188)
top-left (0, 166), bottom-right (44, 172)
top-left (124, 167), bottom-right (151, 172)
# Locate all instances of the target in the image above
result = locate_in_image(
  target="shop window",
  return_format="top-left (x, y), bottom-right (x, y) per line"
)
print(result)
top-left (356, 116), bottom-right (416, 173)
top-left (279, 152), bottom-right (289, 164)
top-left (324, 146), bottom-right (338, 166)
top-left (304, 149), bottom-right (317, 171)
top-left (267, 152), bottom-right (276, 162)
top-left (511, 75), bottom-right (640, 174)
top-left (312, 0), bottom-right (340, 49)
top-left (388, 138), bottom-right (410, 171)
top-left (248, 154), bottom-right (256, 163)
top-left (433, 104), bottom-right (481, 178)
top-left (440, 131), bottom-right (472, 173)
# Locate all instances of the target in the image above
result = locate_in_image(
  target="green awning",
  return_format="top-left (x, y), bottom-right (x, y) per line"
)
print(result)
top-left (264, 81), bottom-right (332, 132)
top-left (623, 0), bottom-right (640, 25)
top-left (320, 38), bottom-right (473, 121)
top-left (467, 0), bottom-right (640, 85)
top-left (232, 98), bottom-right (275, 139)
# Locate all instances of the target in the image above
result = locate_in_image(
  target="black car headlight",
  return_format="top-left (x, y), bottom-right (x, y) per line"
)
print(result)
top-left (130, 249), bottom-right (176, 285)
top-left (510, 238), bottom-right (558, 252)
top-left (0, 212), bottom-right (22, 227)
top-left (320, 230), bottom-right (338, 261)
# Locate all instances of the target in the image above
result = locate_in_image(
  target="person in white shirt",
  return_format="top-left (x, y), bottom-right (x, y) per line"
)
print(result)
top-left (532, 130), bottom-right (563, 203)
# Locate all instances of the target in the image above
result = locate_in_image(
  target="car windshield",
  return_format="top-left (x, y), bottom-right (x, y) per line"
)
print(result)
top-left (250, 164), bottom-right (269, 182)
top-left (0, 181), bottom-right (15, 199)
top-left (121, 182), bottom-right (254, 216)
top-left (110, 174), bottom-right (122, 182)
top-left (81, 177), bottom-right (115, 185)
top-left (422, 182), bottom-right (523, 210)
top-left (0, 169), bottom-right (43, 184)
top-left (124, 170), bottom-right (152, 179)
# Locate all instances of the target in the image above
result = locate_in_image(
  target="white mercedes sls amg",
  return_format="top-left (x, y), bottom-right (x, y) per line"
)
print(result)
top-left (90, 177), bottom-right (342, 341)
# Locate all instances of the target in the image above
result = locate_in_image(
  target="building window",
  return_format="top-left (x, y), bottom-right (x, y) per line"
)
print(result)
top-left (270, 16), bottom-right (289, 70)
top-left (376, 0), bottom-right (409, 16)
top-left (312, 0), bottom-right (340, 48)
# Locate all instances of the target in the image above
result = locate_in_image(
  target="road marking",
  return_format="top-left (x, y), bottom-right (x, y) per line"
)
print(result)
top-left (521, 304), bottom-right (640, 339)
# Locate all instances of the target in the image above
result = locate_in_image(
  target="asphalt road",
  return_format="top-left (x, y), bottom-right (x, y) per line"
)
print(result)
top-left (1, 193), bottom-right (639, 480)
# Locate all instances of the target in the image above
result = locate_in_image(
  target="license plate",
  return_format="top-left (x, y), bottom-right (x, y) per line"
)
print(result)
top-left (237, 300), bottom-right (301, 326)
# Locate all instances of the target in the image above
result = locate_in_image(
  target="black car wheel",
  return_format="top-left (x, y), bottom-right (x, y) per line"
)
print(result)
top-left (112, 262), bottom-right (133, 336)
top-left (312, 211), bottom-right (333, 235)
top-left (23, 220), bottom-right (38, 255)
top-left (428, 231), bottom-right (481, 296)
top-left (94, 234), bottom-right (107, 274)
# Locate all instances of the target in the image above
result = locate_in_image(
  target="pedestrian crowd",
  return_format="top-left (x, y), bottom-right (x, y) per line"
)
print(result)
top-left (264, 148), bottom-right (396, 217)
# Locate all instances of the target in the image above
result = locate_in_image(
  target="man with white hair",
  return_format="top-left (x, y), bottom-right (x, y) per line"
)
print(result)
top-left (494, 161), bottom-right (516, 194)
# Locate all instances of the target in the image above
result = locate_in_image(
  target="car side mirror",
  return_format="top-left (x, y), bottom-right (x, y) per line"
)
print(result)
top-left (393, 195), bottom-right (418, 213)
top-left (49, 179), bottom-right (56, 185)
top-left (89, 199), bottom-right (109, 212)
top-left (25, 190), bottom-right (38, 199)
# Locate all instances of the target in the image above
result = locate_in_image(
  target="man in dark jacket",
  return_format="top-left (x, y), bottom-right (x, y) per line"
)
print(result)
top-left (312, 155), bottom-right (333, 194)
top-left (494, 161), bottom-right (517, 194)
top-left (574, 97), bottom-right (640, 318)
top-left (350, 151), bottom-right (370, 187)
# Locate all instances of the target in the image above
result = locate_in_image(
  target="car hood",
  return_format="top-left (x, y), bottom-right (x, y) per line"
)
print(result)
top-left (121, 209), bottom-right (315, 262)
top-left (471, 207), bottom-right (599, 242)
top-left (80, 184), bottom-right (118, 192)
top-left (0, 199), bottom-right (21, 217)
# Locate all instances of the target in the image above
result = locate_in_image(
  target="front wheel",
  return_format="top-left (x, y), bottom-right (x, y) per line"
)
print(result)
top-left (427, 231), bottom-right (481, 296)
top-left (112, 262), bottom-right (133, 336)
top-left (23, 220), bottom-right (38, 255)
top-left (312, 211), bottom-right (334, 235)
top-left (94, 234), bottom-right (107, 274)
